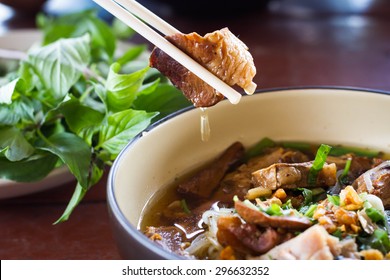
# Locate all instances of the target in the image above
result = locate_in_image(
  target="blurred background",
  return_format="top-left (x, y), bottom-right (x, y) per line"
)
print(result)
top-left (1, 0), bottom-right (390, 27)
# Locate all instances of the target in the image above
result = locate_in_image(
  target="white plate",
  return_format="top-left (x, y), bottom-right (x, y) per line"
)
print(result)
top-left (0, 29), bottom-right (76, 199)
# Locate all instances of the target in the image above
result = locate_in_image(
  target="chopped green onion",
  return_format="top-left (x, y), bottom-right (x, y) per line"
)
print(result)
top-left (366, 207), bottom-right (385, 223)
top-left (303, 204), bottom-right (318, 218)
top-left (327, 194), bottom-right (340, 206)
top-left (338, 158), bottom-right (352, 185)
top-left (180, 199), bottom-right (191, 214)
top-left (265, 203), bottom-right (283, 216)
top-left (308, 144), bottom-right (332, 186)
top-left (329, 146), bottom-right (380, 158)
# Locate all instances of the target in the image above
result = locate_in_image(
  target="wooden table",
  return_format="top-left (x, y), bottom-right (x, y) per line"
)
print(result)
top-left (1, 0), bottom-right (390, 259)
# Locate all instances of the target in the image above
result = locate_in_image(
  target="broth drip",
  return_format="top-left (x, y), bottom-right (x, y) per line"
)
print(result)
top-left (200, 107), bottom-right (210, 142)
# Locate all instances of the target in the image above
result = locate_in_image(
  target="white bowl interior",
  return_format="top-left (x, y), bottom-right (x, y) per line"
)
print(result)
top-left (111, 88), bottom-right (390, 229)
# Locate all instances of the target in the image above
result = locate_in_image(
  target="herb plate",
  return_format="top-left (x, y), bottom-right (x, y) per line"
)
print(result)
top-left (0, 29), bottom-right (75, 199)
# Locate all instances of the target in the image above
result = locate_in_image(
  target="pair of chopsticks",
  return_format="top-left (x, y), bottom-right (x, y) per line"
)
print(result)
top-left (92, 0), bottom-right (243, 105)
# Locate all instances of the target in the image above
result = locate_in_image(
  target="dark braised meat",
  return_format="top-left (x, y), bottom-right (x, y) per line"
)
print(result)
top-left (251, 161), bottom-right (337, 190)
top-left (217, 216), bottom-right (285, 255)
top-left (149, 28), bottom-right (256, 107)
top-left (177, 142), bottom-right (245, 199)
top-left (352, 160), bottom-right (390, 209)
top-left (144, 226), bottom-right (187, 256)
top-left (327, 154), bottom-right (383, 182)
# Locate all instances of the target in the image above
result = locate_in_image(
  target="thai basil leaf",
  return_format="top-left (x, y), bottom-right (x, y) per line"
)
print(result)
top-left (37, 132), bottom-right (92, 188)
top-left (53, 182), bottom-right (87, 224)
top-left (0, 78), bottom-right (18, 104)
top-left (25, 34), bottom-right (91, 102)
top-left (133, 83), bottom-right (192, 120)
top-left (105, 63), bottom-right (148, 112)
top-left (38, 10), bottom-right (116, 60)
top-left (98, 109), bottom-right (158, 158)
top-left (59, 97), bottom-right (104, 145)
top-left (0, 153), bottom-right (58, 182)
top-left (0, 127), bottom-right (35, 161)
top-left (116, 44), bottom-right (146, 66)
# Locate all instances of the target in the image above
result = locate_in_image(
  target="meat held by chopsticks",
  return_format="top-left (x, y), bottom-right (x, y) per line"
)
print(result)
top-left (149, 28), bottom-right (257, 107)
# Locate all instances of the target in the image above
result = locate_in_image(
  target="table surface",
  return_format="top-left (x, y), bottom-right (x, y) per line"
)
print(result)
top-left (1, 0), bottom-right (390, 260)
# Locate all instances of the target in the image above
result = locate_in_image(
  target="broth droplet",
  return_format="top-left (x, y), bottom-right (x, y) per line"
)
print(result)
top-left (200, 107), bottom-right (210, 142)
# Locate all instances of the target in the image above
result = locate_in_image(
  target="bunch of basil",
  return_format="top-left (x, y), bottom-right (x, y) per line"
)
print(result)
top-left (0, 10), bottom-right (191, 223)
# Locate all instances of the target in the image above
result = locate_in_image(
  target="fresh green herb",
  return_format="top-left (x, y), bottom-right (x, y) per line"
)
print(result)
top-left (265, 203), bottom-right (283, 216)
top-left (329, 145), bottom-right (380, 158)
top-left (180, 199), bottom-right (191, 214)
top-left (370, 229), bottom-right (390, 254)
top-left (303, 204), bottom-right (317, 218)
top-left (282, 199), bottom-right (293, 210)
top-left (365, 207), bottom-right (385, 224)
top-left (358, 228), bottom-right (390, 255)
top-left (327, 194), bottom-right (340, 206)
top-left (308, 144), bottom-right (332, 186)
top-left (299, 188), bottom-right (313, 206)
top-left (332, 228), bottom-right (343, 239)
top-left (0, 11), bottom-right (191, 223)
top-left (338, 158), bottom-right (352, 186)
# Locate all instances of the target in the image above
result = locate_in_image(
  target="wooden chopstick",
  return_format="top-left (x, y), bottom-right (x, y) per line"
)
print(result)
top-left (92, 0), bottom-right (242, 105)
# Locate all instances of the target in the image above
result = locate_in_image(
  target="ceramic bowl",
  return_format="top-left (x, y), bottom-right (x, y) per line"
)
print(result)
top-left (107, 87), bottom-right (390, 259)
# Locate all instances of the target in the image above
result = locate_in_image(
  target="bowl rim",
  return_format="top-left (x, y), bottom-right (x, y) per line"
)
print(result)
top-left (107, 85), bottom-right (390, 259)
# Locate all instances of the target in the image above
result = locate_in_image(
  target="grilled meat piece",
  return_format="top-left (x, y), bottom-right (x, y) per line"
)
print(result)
top-left (177, 142), bottom-right (245, 199)
top-left (149, 28), bottom-right (256, 107)
top-left (251, 161), bottom-right (337, 190)
top-left (352, 160), bottom-right (390, 209)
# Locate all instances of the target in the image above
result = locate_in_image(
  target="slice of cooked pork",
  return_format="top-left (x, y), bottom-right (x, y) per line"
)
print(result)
top-left (251, 161), bottom-right (337, 190)
top-left (352, 160), bottom-right (390, 209)
top-left (149, 28), bottom-right (256, 107)
top-left (177, 142), bottom-right (244, 199)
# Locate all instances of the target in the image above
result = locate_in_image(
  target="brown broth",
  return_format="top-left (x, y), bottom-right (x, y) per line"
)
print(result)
top-left (139, 141), bottom-right (389, 235)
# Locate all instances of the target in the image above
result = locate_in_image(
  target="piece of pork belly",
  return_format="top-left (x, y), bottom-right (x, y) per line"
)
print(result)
top-left (252, 161), bottom-right (337, 190)
top-left (252, 225), bottom-right (342, 260)
top-left (352, 160), bottom-right (390, 209)
top-left (149, 28), bottom-right (256, 107)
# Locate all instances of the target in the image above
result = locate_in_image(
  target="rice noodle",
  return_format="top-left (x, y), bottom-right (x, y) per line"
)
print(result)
top-left (185, 206), bottom-right (237, 258)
